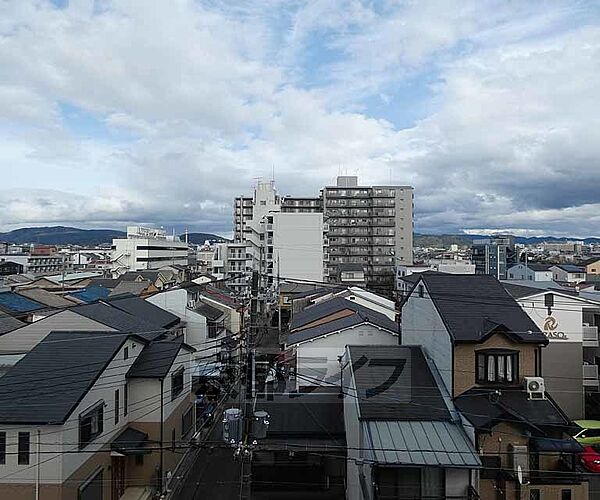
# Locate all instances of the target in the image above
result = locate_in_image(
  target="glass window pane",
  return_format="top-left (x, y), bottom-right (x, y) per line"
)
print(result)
top-left (506, 355), bottom-right (513, 382)
top-left (498, 355), bottom-right (505, 382)
top-left (487, 355), bottom-right (495, 382)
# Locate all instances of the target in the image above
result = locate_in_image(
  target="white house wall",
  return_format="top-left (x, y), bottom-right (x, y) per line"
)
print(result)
top-left (0, 310), bottom-right (116, 355)
top-left (146, 290), bottom-right (210, 351)
top-left (294, 325), bottom-right (397, 388)
top-left (0, 425), bottom-right (63, 484)
top-left (400, 283), bottom-right (453, 393)
top-left (61, 337), bottom-right (139, 481)
top-left (128, 348), bottom-right (192, 424)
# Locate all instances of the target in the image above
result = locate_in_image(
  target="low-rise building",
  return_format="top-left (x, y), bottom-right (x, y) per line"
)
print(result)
top-left (286, 296), bottom-right (398, 388)
top-left (342, 345), bottom-right (481, 500)
top-left (507, 263), bottom-right (554, 281)
top-left (550, 264), bottom-right (587, 283)
top-left (111, 226), bottom-right (189, 276)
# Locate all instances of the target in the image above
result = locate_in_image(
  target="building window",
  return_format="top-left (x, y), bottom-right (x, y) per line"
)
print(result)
top-left (124, 346), bottom-right (129, 360)
top-left (0, 432), bottom-right (5, 465)
top-left (18, 432), bottom-right (30, 465)
top-left (418, 284), bottom-right (424, 298)
top-left (476, 350), bottom-right (519, 384)
top-left (114, 390), bottom-right (120, 425)
top-left (562, 490), bottom-right (572, 500)
top-left (124, 384), bottom-right (128, 417)
top-left (79, 402), bottom-right (104, 449)
top-left (171, 367), bottom-right (184, 401)
top-left (530, 490), bottom-right (540, 500)
top-left (135, 454), bottom-right (144, 466)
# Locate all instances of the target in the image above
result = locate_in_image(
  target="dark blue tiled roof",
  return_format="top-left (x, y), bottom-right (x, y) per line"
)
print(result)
top-left (0, 292), bottom-right (45, 313)
top-left (68, 285), bottom-right (111, 303)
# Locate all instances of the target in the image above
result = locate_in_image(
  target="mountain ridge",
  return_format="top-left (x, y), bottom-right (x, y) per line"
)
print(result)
top-left (0, 226), bottom-right (597, 246)
top-left (0, 226), bottom-right (228, 246)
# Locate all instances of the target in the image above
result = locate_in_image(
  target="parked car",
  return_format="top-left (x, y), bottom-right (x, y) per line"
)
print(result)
top-left (581, 445), bottom-right (600, 473)
top-left (573, 420), bottom-right (600, 445)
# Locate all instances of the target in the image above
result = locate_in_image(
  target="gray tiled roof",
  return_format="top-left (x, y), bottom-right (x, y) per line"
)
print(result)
top-left (0, 332), bottom-right (129, 424)
top-left (195, 302), bottom-right (224, 321)
top-left (16, 288), bottom-right (75, 309)
top-left (73, 302), bottom-right (165, 340)
top-left (106, 296), bottom-right (180, 328)
top-left (0, 311), bottom-right (25, 335)
top-left (108, 280), bottom-right (152, 297)
top-left (288, 312), bottom-right (397, 345)
top-left (455, 387), bottom-right (572, 432)
top-left (348, 345), bottom-right (449, 421)
top-left (415, 274), bottom-right (547, 344)
top-left (127, 336), bottom-right (189, 379)
top-left (290, 296), bottom-right (396, 332)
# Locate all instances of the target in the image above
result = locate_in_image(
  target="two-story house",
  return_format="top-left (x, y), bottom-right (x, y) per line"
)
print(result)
top-left (401, 273), bottom-right (588, 499)
top-left (0, 331), bottom-right (194, 500)
top-left (342, 344), bottom-right (481, 500)
top-left (285, 296), bottom-right (398, 389)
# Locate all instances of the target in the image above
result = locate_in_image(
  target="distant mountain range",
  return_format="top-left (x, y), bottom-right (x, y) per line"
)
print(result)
top-left (0, 226), bottom-right (228, 246)
top-left (414, 233), bottom-right (600, 247)
top-left (0, 226), bottom-right (596, 247)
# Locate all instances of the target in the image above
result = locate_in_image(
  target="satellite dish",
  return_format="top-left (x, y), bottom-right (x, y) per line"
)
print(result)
top-left (517, 465), bottom-right (523, 485)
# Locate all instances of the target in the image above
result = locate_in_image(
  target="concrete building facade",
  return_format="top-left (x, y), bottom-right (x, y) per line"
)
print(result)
top-left (111, 226), bottom-right (189, 276)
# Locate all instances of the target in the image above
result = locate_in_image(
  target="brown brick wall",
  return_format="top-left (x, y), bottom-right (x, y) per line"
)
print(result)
top-left (453, 333), bottom-right (538, 397)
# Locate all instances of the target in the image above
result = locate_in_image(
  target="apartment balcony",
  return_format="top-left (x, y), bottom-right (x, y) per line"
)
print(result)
top-left (583, 325), bottom-right (599, 347)
top-left (583, 364), bottom-right (599, 386)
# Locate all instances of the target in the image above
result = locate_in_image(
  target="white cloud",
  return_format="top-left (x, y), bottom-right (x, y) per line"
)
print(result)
top-left (0, 0), bottom-right (598, 238)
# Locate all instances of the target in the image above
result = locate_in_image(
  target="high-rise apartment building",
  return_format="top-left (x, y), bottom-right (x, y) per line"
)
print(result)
top-left (227, 176), bottom-right (414, 291)
top-left (322, 176), bottom-right (413, 286)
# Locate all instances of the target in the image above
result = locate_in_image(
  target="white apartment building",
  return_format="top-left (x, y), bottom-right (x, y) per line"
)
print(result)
top-left (272, 212), bottom-right (324, 282)
top-left (111, 226), bottom-right (189, 276)
top-left (220, 181), bottom-right (325, 294)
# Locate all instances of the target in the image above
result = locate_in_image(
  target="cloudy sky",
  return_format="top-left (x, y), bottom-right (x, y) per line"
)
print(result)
top-left (1, 0), bottom-right (599, 238)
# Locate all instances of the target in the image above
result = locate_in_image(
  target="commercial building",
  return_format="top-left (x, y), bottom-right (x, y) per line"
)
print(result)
top-left (471, 235), bottom-right (516, 279)
top-left (224, 181), bottom-right (325, 295)
top-left (111, 226), bottom-right (189, 276)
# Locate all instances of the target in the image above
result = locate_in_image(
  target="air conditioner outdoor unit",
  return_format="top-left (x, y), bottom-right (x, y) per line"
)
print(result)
top-left (524, 376), bottom-right (546, 400)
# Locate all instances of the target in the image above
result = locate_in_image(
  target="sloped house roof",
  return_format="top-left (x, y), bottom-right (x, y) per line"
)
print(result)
top-left (411, 274), bottom-right (547, 344)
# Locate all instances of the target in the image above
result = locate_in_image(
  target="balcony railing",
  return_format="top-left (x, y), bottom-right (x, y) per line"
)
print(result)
top-left (583, 325), bottom-right (599, 347)
top-left (583, 363), bottom-right (599, 386)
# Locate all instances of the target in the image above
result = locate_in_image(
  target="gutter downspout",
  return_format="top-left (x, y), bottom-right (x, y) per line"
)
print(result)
top-left (160, 378), bottom-right (164, 494)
